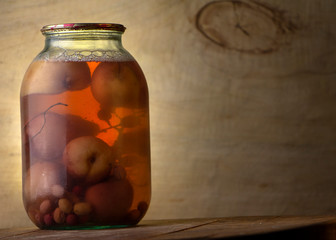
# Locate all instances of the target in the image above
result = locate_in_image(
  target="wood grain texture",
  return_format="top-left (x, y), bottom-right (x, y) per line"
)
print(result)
top-left (0, 0), bottom-right (336, 229)
top-left (0, 219), bottom-right (218, 240)
top-left (2, 217), bottom-right (336, 239)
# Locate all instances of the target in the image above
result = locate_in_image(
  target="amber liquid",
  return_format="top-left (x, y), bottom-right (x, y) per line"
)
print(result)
top-left (21, 60), bottom-right (150, 229)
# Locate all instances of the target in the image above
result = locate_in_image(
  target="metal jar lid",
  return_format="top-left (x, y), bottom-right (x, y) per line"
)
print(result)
top-left (41, 23), bottom-right (126, 33)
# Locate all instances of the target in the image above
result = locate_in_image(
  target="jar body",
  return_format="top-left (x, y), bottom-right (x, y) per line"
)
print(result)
top-left (20, 24), bottom-right (150, 229)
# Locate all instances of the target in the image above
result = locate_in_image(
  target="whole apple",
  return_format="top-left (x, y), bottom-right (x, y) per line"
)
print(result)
top-left (91, 62), bottom-right (147, 109)
top-left (21, 61), bottom-right (91, 96)
top-left (85, 179), bottom-right (133, 223)
top-left (63, 136), bottom-right (114, 184)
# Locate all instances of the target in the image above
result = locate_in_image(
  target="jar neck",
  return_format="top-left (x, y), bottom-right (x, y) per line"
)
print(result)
top-left (38, 30), bottom-right (132, 61)
top-left (44, 31), bottom-right (124, 51)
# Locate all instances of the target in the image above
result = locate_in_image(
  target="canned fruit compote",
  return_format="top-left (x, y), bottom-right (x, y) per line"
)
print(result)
top-left (20, 23), bottom-right (151, 229)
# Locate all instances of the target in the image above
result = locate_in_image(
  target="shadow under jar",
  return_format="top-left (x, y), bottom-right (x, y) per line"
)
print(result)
top-left (20, 23), bottom-right (151, 230)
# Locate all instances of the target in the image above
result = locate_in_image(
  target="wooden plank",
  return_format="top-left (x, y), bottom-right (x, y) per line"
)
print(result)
top-left (1, 219), bottom-right (217, 240)
top-left (149, 216), bottom-right (336, 239)
top-left (2, 217), bottom-right (336, 239)
top-left (0, 228), bottom-right (38, 239)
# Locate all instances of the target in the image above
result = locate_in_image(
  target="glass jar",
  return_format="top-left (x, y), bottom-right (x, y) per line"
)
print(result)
top-left (20, 23), bottom-right (151, 229)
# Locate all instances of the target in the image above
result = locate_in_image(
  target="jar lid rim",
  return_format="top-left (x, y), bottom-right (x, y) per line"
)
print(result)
top-left (41, 23), bottom-right (126, 33)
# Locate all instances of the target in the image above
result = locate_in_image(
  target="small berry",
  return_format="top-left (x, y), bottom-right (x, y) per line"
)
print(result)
top-left (66, 214), bottom-right (78, 225)
top-left (44, 214), bottom-right (54, 226)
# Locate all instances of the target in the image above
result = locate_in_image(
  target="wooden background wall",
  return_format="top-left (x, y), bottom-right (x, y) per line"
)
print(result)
top-left (1, 0), bottom-right (336, 229)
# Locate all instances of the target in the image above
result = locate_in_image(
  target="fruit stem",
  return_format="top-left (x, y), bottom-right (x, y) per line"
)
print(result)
top-left (30, 102), bottom-right (68, 140)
